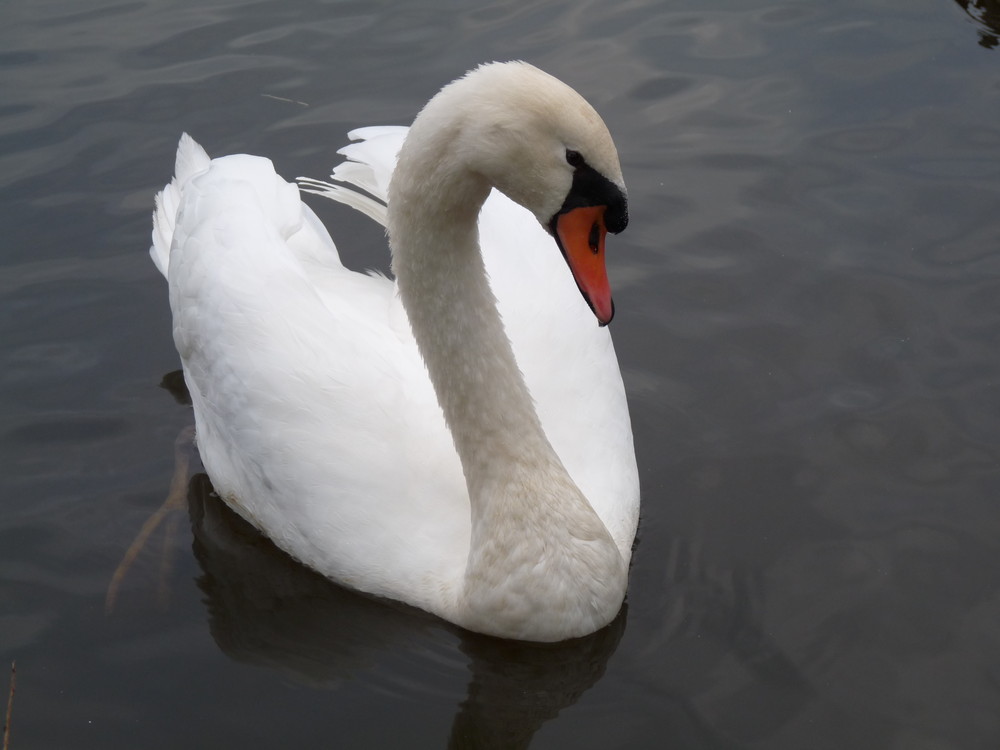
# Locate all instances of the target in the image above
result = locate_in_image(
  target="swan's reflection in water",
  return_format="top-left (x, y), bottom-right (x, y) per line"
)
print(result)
top-left (186, 472), bottom-right (625, 748)
top-left (955, 0), bottom-right (1000, 48)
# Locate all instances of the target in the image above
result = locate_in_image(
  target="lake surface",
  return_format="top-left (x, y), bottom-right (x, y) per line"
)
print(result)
top-left (3, 0), bottom-right (1000, 747)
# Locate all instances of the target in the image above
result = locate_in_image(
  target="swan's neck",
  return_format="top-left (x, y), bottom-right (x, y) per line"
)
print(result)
top-left (387, 133), bottom-right (626, 640)
top-left (391, 173), bottom-right (548, 489)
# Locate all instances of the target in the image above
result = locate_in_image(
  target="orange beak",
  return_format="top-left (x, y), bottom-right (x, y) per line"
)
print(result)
top-left (553, 205), bottom-right (614, 325)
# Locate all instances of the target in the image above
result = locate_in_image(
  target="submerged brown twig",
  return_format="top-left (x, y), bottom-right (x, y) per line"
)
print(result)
top-left (3, 660), bottom-right (15, 750)
top-left (105, 425), bottom-right (196, 613)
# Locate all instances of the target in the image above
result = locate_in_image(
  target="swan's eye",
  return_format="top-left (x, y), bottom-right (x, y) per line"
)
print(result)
top-left (565, 149), bottom-right (584, 168)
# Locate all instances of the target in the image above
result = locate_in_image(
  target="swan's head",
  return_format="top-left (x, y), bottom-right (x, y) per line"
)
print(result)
top-left (411, 61), bottom-right (628, 325)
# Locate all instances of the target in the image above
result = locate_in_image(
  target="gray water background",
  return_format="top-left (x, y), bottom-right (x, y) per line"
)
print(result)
top-left (3, 0), bottom-right (1000, 747)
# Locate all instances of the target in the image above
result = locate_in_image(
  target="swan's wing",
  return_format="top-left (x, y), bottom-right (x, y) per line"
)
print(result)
top-left (478, 195), bottom-right (639, 555)
top-left (156, 137), bottom-right (469, 608)
top-left (307, 128), bottom-right (639, 555)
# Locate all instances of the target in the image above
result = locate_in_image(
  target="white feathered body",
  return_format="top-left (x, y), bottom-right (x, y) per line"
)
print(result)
top-left (153, 100), bottom-right (638, 639)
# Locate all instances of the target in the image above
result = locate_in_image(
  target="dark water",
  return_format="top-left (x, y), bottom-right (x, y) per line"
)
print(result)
top-left (3, 0), bottom-right (1000, 747)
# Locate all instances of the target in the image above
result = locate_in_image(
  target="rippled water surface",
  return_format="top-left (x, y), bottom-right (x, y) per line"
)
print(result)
top-left (3, 0), bottom-right (1000, 747)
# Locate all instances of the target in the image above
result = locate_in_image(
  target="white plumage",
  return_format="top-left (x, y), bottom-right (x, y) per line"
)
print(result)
top-left (152, 62), bottom-right (639, 641)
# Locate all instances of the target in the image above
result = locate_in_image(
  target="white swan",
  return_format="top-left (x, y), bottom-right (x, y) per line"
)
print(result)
top-left (151, 61), bottom-right (639, 641)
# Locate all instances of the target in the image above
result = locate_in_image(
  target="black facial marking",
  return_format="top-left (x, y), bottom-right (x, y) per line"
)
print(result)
top-left (549, 159), bottom-right (629, 235)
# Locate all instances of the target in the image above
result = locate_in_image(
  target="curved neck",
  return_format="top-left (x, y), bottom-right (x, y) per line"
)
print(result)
top-left (388, 155), bottom-right (555, 494)
top-left (386, 130), bottom-right (626, 640)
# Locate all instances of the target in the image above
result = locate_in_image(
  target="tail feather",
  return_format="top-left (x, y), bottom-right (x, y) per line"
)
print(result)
top-left (151, 128), bottom-right (407, 278)
top-left (296, 126), bottom-right (407, 229)
top-left (150, 133), bottom-right (211, 277)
